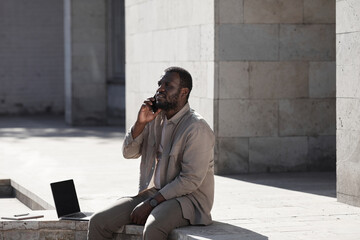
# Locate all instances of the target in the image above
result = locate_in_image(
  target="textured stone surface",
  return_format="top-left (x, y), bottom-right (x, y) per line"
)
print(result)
top-left (336, 0), bottom-right (360, 207)
top-left (2, 221), bottom-right (39, 231)
top-left (39, 230), bottom-right (74, 240)
top-left (3, 230), bottom-right (39, 240)
top-left (126, 0), bottom-right (215, 131)
top-left (280, 24), bottom-right (335, 61)
top-left (244, 0), bottom-right (303, 23)
top-left (337, 65), bottom-right (360, 98)
top-left (249, 61), bottom-right (308, 99)
top-left (337, 161), bottom-right (360, 205)
top-left (336, 0), bottom-right (360, 33)
top-left (219, 24), bottom-right (279, 61)
top-left (337, 98), bottom-right (360, 131)
top-left (309, 61), bottom-right (336, 98)
top-left (0, 0), bottom-right (64, 115)
top-left (64, 0), bottom-right (107, 125)
top-left (218, 0), bottom-right (244, 23)
top-left (249, 137), bottom-right (308, 172)
top-left (218, 99), bottom-right (278, 137)
top-left (279, 99), bottom-right (335, 136)
top-left (216, 137), bottom-right (249, 174)
top-left (219, 61), bottom-right (249, 99)
top-left (337, 129), bottom-right (360, 167)
top-left (304, 0), bottom-right (335, 23)
top-left (337, 31), bottom-right (360, 66)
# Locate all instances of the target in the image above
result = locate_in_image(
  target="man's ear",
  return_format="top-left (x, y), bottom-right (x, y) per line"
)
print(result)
top-left (181, 88), bottom-right (190, 98)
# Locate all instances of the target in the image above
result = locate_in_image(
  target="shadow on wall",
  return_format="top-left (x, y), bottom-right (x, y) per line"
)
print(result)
top-left (221, 172), bottom-right (336, 198)
top-left (171, 221), bottom-right (268, 240)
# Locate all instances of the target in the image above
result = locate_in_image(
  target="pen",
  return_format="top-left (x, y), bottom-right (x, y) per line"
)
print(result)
top-left (14, 213), bottom-right (29, 217)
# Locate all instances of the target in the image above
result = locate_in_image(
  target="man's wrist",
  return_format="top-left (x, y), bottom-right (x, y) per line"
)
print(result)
top-left (149, 198), bottom-right (158, 208)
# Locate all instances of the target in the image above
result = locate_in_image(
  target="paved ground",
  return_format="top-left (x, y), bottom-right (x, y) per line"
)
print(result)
top-left (1, 116), bottom-right (360, 240)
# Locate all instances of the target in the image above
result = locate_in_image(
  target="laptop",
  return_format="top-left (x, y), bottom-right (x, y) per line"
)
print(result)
top-left (50, 179), bottom-right (93, 221)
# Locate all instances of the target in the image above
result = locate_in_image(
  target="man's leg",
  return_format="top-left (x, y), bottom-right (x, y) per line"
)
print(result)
top-left (88, 189), bottom-right (156, 240)
top-left (143, 199), bottom-right (190, 240)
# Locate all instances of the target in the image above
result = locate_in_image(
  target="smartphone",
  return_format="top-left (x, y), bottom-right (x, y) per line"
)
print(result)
top-left (151, 95), bottom-right (158, 113)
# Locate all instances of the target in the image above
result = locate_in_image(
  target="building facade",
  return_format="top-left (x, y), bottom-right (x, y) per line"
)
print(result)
top-left (1, 0), bottom-right (359, 206)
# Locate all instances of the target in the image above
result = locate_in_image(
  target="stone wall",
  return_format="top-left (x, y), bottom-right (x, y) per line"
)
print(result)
top-left (336, 0), bottom-right (360, 207)
top-left (214, 0), bottom-right (336, 174)
top-left (0, 0), bottom-right (64, 115)
top-left (125, 0), bottom-right (215, 129)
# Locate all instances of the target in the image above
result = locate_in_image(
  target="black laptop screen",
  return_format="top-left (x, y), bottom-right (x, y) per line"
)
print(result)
top-left (50, 179), bottom-right (81, 218)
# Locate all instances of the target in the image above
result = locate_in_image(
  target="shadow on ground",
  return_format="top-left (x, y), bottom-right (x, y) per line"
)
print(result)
top-left (220, 172), bottom-right (336, 198)
top-left (0, 115), bottom-right (125, 139)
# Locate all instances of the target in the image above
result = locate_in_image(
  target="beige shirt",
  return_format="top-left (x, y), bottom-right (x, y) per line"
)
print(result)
top-left (122, 103), bottom-right (215, 225)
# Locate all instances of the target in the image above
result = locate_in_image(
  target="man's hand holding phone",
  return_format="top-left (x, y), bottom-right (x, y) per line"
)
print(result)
top-left (131, 96), bottom-right (161, 139)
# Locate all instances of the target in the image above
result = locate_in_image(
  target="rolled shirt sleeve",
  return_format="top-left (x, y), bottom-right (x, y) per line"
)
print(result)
top-left (122, 125), bottom-right (146, 159)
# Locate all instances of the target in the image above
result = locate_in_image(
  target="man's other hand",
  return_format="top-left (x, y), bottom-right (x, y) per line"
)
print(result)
top-left (130, 200), bottom-right (153, 225)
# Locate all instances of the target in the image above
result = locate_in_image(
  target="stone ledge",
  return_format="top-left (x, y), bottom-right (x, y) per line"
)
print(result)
top-left (1, 212), bottom-right (259, 240)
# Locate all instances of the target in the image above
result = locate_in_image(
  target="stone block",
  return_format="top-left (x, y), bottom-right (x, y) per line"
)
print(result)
top-left (249, 61), bottom-right (308, 99)
top-left (337, 65), bottom-right (360, 98)
top-left (3, 230), bottom-right (39, 240)
top-left (219, 61), bottom-right (249, 99)
top-left (75, 221), bottom-right (89, 231)
top-left (219, 24), bottom-right (279, 61)
top-left (337, 129), bottom-right (360, 165)
top-left (304, 0), bottom-right (335, 23)
top-left (39, 230), bottom-right (75, 240)
top-left (337, 98), bottom-right (360, 131)
top-left (218, 0), bottom-right (244, 24)
top-left (336, 0), bottom-right (360, 34)
top-left (178, 61), bottom-right (214, 99)
top-left (244, 0), bottom-right (303, 23)
top-left (39, 221), bottom-right (75, 230)
top-left (309, 61), bottom-right (336, 98)
top-left (280, 24), bottom-right (335, 61)
top-left (337, 160), bottom-right (360, 207)
top-left (337, 31), bottom-right (360, 66)
top-left (216, 137), bottom-right (249, 174)
top-left (249, 136), bottom-right (308, 172)
top-left (218, 99), bottom-right (278, 137)
top-left (200, 24), bottom-right (215, 61)
top-left (2, 221), bottom-right (39, 231)
top-left (75, 231), bottom-right (87, 240)
top-left (279, 99), bottom-right (336, 136)
top-left (308, 136), bottom-right (336, 171)
top-left (190, 97), bottom-right (214, 129)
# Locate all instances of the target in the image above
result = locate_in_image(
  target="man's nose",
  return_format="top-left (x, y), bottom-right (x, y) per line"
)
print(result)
top-left (157, 83), bottom-right (165, 92)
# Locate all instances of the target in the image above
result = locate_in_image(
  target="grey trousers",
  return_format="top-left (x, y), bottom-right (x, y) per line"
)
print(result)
top-left (87, 188), bottom-right (190, 240)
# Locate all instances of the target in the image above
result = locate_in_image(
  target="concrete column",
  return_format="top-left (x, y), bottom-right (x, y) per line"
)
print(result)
top-left (336, 0), bottom-right (360, 207)
top-left (64, 0), bottom-right (107, 125)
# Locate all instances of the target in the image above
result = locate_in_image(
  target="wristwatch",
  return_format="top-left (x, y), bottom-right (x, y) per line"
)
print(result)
top-left (149, 198), bottom-right (158, 207)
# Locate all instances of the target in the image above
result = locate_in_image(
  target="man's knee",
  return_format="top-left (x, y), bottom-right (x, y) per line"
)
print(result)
top-left (143, 216), bottom-right (167, 240)
top-left (88, 211), bottom-right (105, 230)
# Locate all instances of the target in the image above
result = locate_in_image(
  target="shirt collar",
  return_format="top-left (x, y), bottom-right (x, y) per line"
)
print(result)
top-left (164, 102), bottom-right (190, 125)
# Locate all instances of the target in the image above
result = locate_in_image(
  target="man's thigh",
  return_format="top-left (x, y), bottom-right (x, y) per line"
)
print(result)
top-left (90, 189), bottom-right (156, 231)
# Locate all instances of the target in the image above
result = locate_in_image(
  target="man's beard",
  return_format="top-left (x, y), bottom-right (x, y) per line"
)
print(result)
top-left (156, 89), bottom-right (180, 111)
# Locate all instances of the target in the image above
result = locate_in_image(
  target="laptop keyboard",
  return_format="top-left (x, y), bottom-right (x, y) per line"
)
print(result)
top-left (65, 212), bottom-right (91, 218)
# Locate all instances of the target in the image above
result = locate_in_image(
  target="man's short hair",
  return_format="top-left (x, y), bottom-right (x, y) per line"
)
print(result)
top-left (164, 66), bottom-right (192, 99)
